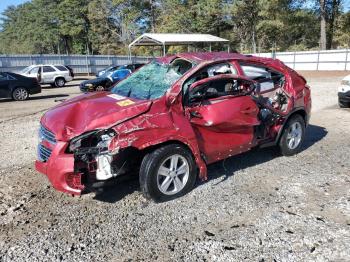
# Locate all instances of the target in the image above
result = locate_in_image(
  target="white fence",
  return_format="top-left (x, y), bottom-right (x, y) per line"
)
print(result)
top-left (252, 49), bottom-right (350, 71)
top-left (0, 54), bottom-right (152, 74)
top-left (0, 49), bottom-right (349, 73)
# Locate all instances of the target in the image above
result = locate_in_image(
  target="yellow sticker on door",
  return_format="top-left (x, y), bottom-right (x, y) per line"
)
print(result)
top-left (117, 99), bottom-right (135, 107)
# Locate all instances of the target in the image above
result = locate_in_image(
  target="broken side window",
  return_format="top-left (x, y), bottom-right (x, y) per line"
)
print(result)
top-left (182, 62), bottom-right (237, 94)
top-left (239, 63), bottom-right (285, 93)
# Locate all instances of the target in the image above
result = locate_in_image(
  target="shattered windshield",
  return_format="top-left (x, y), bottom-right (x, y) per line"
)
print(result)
top-left (111, 61), bottom-right (182, 100)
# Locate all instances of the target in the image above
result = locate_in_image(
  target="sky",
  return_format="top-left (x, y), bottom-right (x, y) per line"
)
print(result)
top-left (0, 0), bottom-right (349, 15)
top-left (0, 0), bottom-right (28, 14)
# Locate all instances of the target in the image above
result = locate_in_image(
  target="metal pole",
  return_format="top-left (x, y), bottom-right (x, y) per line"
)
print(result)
top-left (163, 44), bottom-right (166, 56)
top-left (209, 43), bottom-right (212, 52)
top-left (86, 54), bottom-right (89, 76)
top-left (345, 49), bottom-right (349, 71)
top-left (293, 51), bottom-right (296, 70)
top-left (316, 50), bottom-right (320, 71)
top-left (128, 47), bottom-right (132, 61)
top-left (227, 44), bottom-right (230, 53)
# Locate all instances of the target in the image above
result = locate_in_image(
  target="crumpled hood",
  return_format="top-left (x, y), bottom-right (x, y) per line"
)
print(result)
top-left (41, 92), bottom-right (152, 141)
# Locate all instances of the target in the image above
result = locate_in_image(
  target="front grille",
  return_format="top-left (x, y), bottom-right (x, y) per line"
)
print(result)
top-left (39, 125), bottom-right (56, 144)
top-left (38, 144), bottom-right (52, 162)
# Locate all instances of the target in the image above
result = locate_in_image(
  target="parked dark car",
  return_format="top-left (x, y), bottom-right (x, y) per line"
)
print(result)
top-left (0, 72), bottom-right (41, 101)
top-left (96, 63), bottom-right (145, 77)
top-left (80, 69), bottom-right (132, 92)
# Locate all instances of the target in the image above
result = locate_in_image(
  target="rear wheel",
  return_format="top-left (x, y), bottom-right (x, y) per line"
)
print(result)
top-left (12, 87), bottom-right (29, 101)
top-left (140, 144), bottom-right (197, 202)
top-left (338, 99), bottom-right (349, 108)
top-left (279, 115), bottom-right (305, 156)
top-left (55, 78), bottom-right (66, 87)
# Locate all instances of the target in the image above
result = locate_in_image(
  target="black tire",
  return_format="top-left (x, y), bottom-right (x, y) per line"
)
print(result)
top-left (95, 85), bottom-right (105, 91)
top-left (279, 114), bottom-right (305, 156)
top-left (140, 144), bottom-right (197, 202)
top-left (338, 99), bottom-right (349, 108)
top-left (55, 77), bottom-right (66, 87)
top-left (12, 87), bottom-right (29, 101)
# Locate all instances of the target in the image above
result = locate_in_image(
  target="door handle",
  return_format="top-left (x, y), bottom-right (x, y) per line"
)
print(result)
top-left (190, 111), bottom-right (203, 118)
top-left (241, 107), bottom-right (256, 114)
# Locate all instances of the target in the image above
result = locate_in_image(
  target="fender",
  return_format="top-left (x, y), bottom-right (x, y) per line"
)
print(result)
top-left (109, 108), bottom-right (209, 180)
top-left (140, 135), bottom-right (208, 180)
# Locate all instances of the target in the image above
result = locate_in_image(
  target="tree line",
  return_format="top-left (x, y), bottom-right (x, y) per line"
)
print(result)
top-left (0, 0), bottom-right (349, 55)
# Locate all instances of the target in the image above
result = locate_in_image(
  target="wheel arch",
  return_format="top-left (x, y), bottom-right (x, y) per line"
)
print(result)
top-left (54, 76), bottom-right (66, 82)
top-left (11, 85), bottom-right (29, 93)
top-left (117, 136), bottom-right (207, 180)
top-left (142, 140), bottom-right (195, 157)
top-left (276, 108), bottom-right (307, 143)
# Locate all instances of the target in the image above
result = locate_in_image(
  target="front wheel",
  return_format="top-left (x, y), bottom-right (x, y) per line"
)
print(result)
top-left (95, 85), bottom-right (105, 91)
top-left (279, 115), bottom-right (306, 156)
top-left (139, 144), bottom-right (197, 202)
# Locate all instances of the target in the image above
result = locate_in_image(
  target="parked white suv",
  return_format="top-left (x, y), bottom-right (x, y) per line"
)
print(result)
top-left (19, 65), bottom-right (74, 87)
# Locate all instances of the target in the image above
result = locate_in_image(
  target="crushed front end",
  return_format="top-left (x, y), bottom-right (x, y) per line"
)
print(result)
top-left (35, 124), bottom-right (83, 195)
top-left (35, 124), bottom-right (140, 195)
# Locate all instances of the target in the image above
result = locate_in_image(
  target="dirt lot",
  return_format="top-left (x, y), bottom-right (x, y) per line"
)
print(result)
top-left (0, 73), bottom-right (349, 261)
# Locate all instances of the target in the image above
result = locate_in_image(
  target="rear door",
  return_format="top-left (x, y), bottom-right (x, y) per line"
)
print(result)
top-left (42, 66), bottom-right (57, 84)
top-left (185, 75), bottom-right (260, 163)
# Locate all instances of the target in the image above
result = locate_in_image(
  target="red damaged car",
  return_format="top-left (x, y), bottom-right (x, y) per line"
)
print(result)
top-left (36, 52), bottom-right (311, 202)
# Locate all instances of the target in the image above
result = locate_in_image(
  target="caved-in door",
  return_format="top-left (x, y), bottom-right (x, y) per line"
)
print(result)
top-left (186, 75), bottom-right (260, 163)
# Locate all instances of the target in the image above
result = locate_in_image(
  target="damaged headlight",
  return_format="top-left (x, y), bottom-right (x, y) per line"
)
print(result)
top-left (97, 134), bottom-right (114, 149)
top-left (69, 139), bottom-right (82, 152)
top-left (67, 130), bottom-right (116, 153)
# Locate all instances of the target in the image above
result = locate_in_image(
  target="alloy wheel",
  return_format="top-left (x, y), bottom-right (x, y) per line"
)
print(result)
top-left (13, 88), bottom-right (28, 101)
top-left (96, 86), bottom-right (105, 91)
top-left (157, 154), bottom-right (190, 195)
top-left (286, 122), bottom-right (302, 150)
top-left (56, 79), bottom-right (65, 87)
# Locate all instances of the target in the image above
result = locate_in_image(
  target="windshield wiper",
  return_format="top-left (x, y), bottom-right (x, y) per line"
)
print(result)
top-left (126, 85), bottom-right (133, 97)
top-left (146, 85), bottom-right (152, 100)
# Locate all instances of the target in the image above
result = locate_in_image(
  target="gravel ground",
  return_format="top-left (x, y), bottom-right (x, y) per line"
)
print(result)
top-left (0, 74), bottom-right (349, 261)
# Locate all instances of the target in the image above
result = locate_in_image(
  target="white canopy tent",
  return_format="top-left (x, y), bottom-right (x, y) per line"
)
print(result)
top-left (128, 33), bottom-right (230, 57)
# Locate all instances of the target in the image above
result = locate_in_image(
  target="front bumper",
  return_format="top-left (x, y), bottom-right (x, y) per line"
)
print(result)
top-left (35, 141), bottom-right (83, 195)
top-left (338, 91), bottom-right (350, 103)
top-left (79, 84), bottom-right (94, 93)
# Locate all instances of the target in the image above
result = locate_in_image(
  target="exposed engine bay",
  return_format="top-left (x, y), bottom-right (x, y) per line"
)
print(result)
top-left (69, 130), bottom-right (141, 191)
